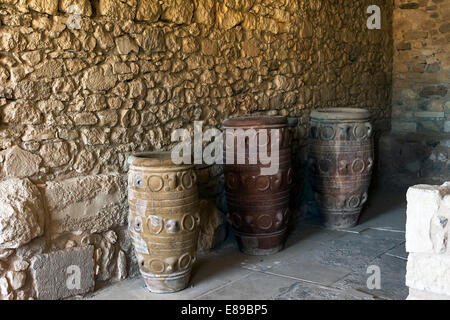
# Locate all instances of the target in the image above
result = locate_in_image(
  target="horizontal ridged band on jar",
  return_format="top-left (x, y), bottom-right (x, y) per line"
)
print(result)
top-left (129, 197), bottom-right (200, 215)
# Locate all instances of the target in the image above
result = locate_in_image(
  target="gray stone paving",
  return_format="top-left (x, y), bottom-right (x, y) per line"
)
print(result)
top-left (85, 191), bottom-right (408, 300)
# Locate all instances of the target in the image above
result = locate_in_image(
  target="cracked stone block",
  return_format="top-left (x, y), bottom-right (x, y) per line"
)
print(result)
top-left (406, 183), bottom-right (450, 254)
top-left (408, 288), bottom-right (450, 300)
top-left (30, 246), bottom-right (95, 300)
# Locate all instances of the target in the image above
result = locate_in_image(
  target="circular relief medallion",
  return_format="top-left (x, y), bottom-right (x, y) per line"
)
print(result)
top-left (147, 215), bottom-right (164, 234)
top-left (165, 219), bottom-right (180, 233)
top-left (352, 159), bottom-right (365, 174)
top-left (182, 214), bottom-right (196, 231)
top-left (134, 174), bottom-right (144, 188)
top-left (320, 126), bottom-right (336, 140)
top-left (353, 124), bottom-right (367, 140)
top-left (181, 172), bottom-right (193, 189)
top-left (255, 176), bottom-right (271, 192)
top-left (149, 259), bottom-right (165, 273)
top-left (178, 253), bottom-right (192, 270)
top-left (348, 195), bottom-right (360, 208)
top-left (134, 216), bottom-right (143, 232)
top-left (256, 214), bottom-right (273, 230)
top-left (148, 175), bottom-right (164, 192)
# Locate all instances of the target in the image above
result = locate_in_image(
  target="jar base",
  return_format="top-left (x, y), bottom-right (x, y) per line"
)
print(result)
top-left (320, 209), bottom-right (361, 229)
top-left (238, 244), bottom-right (284, 256)
top-left (235, 230), bottom-right (286, 256)
top-left (142, 269), bottom-right (191, 294)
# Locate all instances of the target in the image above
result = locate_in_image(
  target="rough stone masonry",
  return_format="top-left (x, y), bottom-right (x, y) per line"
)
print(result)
top-left (379, 0), bottom-right (450, 190)
top-left (0, 0), bottom-right (393, 299)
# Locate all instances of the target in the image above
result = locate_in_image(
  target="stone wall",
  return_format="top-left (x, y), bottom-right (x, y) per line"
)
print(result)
top-left (379, 0), bottom-right (450, 189)
top-left (406, 183), bottom-right (450, 299)
top-left (0, 0), bottom-right (393, 299)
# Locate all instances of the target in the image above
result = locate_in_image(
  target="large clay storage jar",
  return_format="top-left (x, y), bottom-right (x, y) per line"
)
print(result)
top-left (308, 108), bottom-right (374, 229)
top-left (127, 152), bottom-right (200, 293)
top-left (223, 116), bottom-right (292, 255)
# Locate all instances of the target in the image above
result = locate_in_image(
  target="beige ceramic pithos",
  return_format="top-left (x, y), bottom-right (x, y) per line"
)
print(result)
top-left (127, 152), bottom-right (200, 293)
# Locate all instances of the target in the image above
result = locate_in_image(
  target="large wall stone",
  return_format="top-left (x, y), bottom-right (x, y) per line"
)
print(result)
top-left (0, 178), bottom-right (45, 249)
top-left (0, 146), bottom-right (42, 178)
top-left (30, 246), bottom-right (95, 300)
top-left (44, 174), bottom-right (127, 234)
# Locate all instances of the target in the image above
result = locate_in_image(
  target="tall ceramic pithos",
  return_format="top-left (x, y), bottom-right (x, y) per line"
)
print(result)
top-left (127, 152), bottom-right (200, 293)
top-left (223, 116), bottom-right (292, 255)
top-left (308, 108), bottom-right (374, 229)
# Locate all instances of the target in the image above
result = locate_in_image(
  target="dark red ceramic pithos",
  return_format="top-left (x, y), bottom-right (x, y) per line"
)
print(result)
top-left (308, 108), bottom-right (374, 229)
top-left (223, 116), bottom-right (292, 255)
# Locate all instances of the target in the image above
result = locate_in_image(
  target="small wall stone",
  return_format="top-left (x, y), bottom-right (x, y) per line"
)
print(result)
top-left (0, 146), bottom-right (42, 178)
top-left (30, 246), bottom-right (95, 300)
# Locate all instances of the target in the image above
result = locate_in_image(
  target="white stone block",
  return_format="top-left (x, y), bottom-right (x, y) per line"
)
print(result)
top-left (406, 183), bottom-right (450, 254)
top-left (406, 253), bottom-right (450, 296)
top-left (407, 288), bottom-right (450, 300)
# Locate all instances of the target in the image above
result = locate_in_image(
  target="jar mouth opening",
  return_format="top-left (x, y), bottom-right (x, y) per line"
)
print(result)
top-left (127, 151), bottom-right (188, 167)
top-left (310, 108), bottom-right (370, 121)
top-left (131, 151), bottom-right (172, 160)
top-left (223, 115), bottom-right (287, 127)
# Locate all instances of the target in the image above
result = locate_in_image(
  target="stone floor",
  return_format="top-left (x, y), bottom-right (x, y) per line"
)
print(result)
top-left (86, 191), bottom-right (409, 300)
